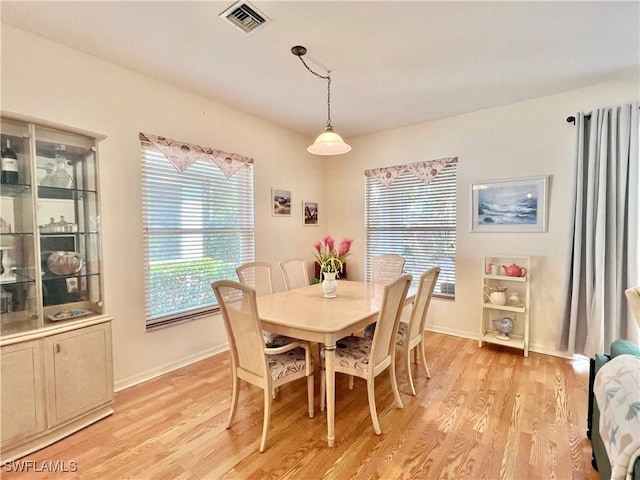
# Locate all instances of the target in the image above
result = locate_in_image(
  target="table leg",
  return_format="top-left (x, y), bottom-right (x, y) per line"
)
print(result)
top-left (325, 343), bottom-right (336, 447)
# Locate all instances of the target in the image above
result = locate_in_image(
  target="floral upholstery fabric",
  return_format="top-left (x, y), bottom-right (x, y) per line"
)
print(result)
top-left (594, 354), bottom-right (640, 480)
top-left (267, 347), bottom-right (310, 381)
top-left (323, 336), bottom-right (373, 373)
top-left (363, 321), bottom-right (408, 346)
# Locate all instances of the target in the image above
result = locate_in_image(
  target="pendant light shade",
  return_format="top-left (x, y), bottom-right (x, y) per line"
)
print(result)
top-left (292, 45), bottom-right (351, 156)
top-left (307, 126), bottom-right (352, 155)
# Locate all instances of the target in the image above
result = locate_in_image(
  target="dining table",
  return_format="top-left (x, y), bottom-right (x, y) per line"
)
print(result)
top-left (256, 280), bottom-right (414, 447)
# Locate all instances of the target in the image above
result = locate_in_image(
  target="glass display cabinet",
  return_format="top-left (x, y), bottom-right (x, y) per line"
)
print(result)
top-left (1, 117), bottom-right (104, 336)
top-left (1, 115), bottom-right (113, 463)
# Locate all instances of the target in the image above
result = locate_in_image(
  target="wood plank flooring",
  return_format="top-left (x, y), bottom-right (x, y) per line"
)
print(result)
top-left (2, 333), bottom-right (599, 479)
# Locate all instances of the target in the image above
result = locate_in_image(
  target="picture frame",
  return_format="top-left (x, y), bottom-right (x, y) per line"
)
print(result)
top-left (470, 175), bottom-right (548, 232)
top-left (272, 188), bottom-right (291, 216)
top-left (302, 201), bottom-right (318, 226)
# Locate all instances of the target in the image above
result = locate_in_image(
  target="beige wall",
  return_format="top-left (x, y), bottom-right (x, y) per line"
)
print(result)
top-left (325, 76), bottom-right (639, 355)
top-left (1, 25), bottom-right (328, 389)
top-left (2, 24), bottom-right (638, 389)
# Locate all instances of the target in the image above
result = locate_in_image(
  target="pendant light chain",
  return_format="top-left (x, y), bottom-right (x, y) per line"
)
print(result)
top-left (297, 55), bottom-right (332, 128)
top-left (290, 44), bottom-right (351, 155)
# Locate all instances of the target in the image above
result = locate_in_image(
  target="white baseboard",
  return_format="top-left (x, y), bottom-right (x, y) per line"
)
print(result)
top-left (425, 326), bottom-right (574, 359)
top-left (114, 344), bottom-right (229, 392)
top-left (114, 330), bottom-right (579, 393)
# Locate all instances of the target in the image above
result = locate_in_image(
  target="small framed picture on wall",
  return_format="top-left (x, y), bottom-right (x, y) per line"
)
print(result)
top-left (272, 188), bottom-right (291, 216)
top-left (303, 201), bottom-right (318, 226)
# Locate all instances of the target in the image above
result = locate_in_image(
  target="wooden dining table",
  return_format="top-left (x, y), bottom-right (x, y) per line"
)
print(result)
top-left (256, 280), bottom-right (413, 447)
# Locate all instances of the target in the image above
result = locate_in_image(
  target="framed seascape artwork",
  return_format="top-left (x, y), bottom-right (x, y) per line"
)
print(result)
top-left (303, 201), bottom-right (318, 226)
top-left (272, 188), bottom-right (291, 216)
top-left (470, 175), bottom-right (549, 232)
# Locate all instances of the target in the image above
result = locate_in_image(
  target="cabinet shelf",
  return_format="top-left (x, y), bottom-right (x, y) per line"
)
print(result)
top-left (0, 183), bottom-right (31, 197)
top-left (41, 271), bottom-right (99, 282)
top-left (39, 232), bottom-right (99, 237)
top-left (480, 331), bottom-right (525, 350)
top-left (482, 303), bottom-right (525, 313)
top-left (0, 276), bottom-right (37, 286)
top-left (483, 274), bottom-right (526, 282)
top-left (38, 186), bottom-right (97, 200)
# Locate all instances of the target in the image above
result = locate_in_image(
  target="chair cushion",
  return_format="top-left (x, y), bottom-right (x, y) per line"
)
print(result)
top-left (610, 339), bottom-right (640, 358)
top-left (395, 322), bottom-right (408, 346)
top-left (363, 322), bottom-right (408, 346)
top-left (268, 347), bottom-right (309, 381)
top-left (332, 336), bottom-right (373, 373)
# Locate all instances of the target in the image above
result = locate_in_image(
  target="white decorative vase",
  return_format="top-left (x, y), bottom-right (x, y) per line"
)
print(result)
top-left (322, 271), bottom-right (338, 298)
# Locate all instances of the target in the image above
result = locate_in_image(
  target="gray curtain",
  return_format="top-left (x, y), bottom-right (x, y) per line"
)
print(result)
top-left (561, 102), bottom-right (639, 356)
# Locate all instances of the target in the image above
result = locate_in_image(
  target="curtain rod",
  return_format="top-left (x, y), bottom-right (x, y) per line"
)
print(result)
top-left (566, 115), bottom-right (589, 124)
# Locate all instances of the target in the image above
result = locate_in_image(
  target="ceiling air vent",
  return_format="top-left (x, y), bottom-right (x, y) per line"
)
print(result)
top-left (219, 1), bottom-right (270, 35)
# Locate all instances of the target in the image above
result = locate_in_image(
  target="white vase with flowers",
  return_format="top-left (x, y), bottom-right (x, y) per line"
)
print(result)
top-left (313, 235), bottom-right (353, 298)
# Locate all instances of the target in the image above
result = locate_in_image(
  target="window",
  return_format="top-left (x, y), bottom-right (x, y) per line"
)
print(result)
top-left (365, 161), bottom-right (457, 297)
top-left (141, 136), bottom-right (254, 329)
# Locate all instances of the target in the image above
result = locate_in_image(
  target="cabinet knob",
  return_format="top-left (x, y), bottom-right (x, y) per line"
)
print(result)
top-left (55, 343), bottom-right (61, 354)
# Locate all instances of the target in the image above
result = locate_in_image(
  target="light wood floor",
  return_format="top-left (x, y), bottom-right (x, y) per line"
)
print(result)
top-left (3, 333), bottom-right (599, 480)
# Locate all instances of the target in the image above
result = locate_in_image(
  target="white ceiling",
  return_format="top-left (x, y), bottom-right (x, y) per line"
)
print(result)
top-left (2, 1), bottom-right (639, 139)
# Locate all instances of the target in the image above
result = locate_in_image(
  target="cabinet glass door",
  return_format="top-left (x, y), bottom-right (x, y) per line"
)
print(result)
top-left (34, 125), bottom-right (103, 322)
top-left (0, 119), bottom-right (39, 335)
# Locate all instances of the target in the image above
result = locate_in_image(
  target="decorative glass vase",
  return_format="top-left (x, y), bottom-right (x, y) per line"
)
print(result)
top-left (322, 271), bottom-right (338, 298)
top-left (51, 156), bottom-right (73, 189)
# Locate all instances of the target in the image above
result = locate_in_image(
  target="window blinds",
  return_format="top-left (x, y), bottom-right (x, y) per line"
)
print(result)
top-left (365, 163), bottom-right (457, 297)
top-left (141, 138), bottom-right (255, 329)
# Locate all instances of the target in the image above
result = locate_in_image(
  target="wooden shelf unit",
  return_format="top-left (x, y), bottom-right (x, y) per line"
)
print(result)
top-left (479, 254), bottom-right (531, 357)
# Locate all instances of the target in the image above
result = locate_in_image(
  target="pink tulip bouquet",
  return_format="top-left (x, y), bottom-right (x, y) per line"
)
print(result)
top-left (313, 235), bottom-right (353, 274)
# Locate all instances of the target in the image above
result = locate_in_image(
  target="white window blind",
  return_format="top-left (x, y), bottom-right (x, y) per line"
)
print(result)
top-left (365, 162), bottom-right (457, 297)
top-left (141, 138), bottom-right (255, 329)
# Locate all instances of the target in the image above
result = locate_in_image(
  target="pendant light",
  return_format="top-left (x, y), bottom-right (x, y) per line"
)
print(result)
top-left (291, 45), bottom-right (351, 156)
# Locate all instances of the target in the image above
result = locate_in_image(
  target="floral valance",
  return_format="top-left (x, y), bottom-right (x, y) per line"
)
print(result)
top-left (364, 156), bottom-right (458, 187)
top-left (139, 133), bottom-right (253, 179)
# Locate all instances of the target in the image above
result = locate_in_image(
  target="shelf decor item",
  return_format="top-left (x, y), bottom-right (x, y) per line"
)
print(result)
top-left (492, 316), bottom-right (514, 340)
top-left (483, 285), bottom-right (507, 305)
top-left (46, 251), bottom-right (82, 276)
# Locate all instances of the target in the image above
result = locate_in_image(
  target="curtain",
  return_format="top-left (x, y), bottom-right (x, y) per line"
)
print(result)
top-left (561, 103), bottom-right (639, 356)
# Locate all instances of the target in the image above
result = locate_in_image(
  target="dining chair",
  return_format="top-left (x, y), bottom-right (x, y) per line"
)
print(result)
top-left (351, 254), bottom-right (406, 389)
top-left (364, 267), bottom-right (440, 394)
top-left (394, 266), bottom-right (440, 395)
top-left (236, 261), bottom-right (274, 297)
top-left (319, 274), bottom-right (412, 435)
top-left (279, 258), bottom-right (310, 290)
top-left (371, 254), bottom-right (406, 284)
top-left (212, 279), bottom-right (314, 453)
top-left (236, 261), bottom-right (293, 348)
